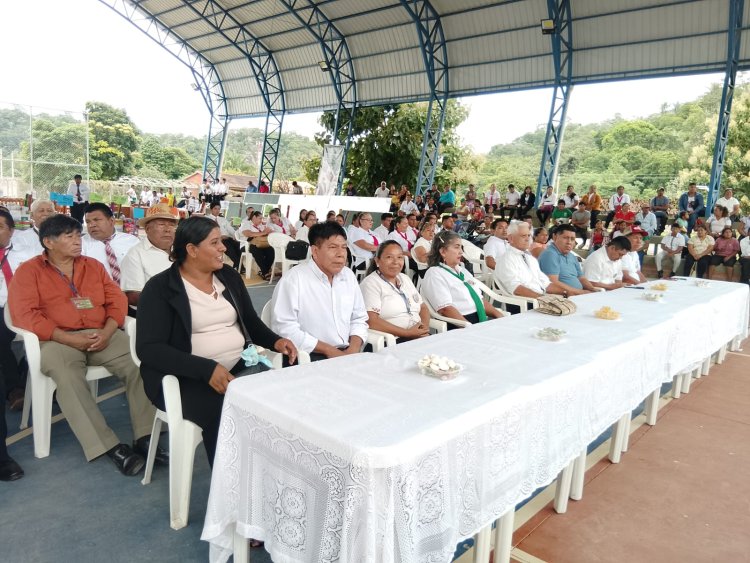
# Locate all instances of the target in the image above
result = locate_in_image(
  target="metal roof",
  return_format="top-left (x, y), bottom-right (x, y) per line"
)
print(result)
top-left (128, 0), bottom-right (748, 118)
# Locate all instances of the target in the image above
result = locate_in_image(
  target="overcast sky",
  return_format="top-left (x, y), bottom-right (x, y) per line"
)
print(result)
top-left (1, 0), bottom-right (735, 153)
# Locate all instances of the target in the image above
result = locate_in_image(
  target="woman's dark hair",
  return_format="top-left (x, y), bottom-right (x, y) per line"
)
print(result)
top-left (533, 226), bottom-right (548, 238)
top-left (251, 211), bottom-right (263, 219)
top-left (170, 216), bottom-right (220, 266)
top-left (39, 214), bottom-right (82, 251)
top-left (0, 210), bottom-right (15, 231)
top-left (715, 204), bottom-right (728, 218)
top-left (85, 202), bottom-right (113, 218)
top-left (365, 240), bottom-right (402, 275)
top-left (299, 209), bottom-right (308, 221)
top-left (721, 226), bottom-right (734, 237)
top-left (427, 229), bottom-right (460, 267)
top-left (309, 221), bottom-right (347, 246)
top-left (326, 210), bottom-right (336, 220)
top-left (390, 215), bottom-right (407, 233)
top-left (270, 208), bottom-right (281, 217)
top-left (209, 201), bottom-right (221, 210)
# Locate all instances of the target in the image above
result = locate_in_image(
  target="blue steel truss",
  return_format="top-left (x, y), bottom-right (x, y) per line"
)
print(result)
top-left (180, 0), bottom-right (285, 188)
top-left (400, 0), bottom-right (449, 196)
top-left (707, 0), bottom-right (745, 215)
top-left (97, 0), bottom-right (229, 182)
top-left (537, 0), bottom-right (573, 202)
top-left (276, 0), bottom-right (356, 194)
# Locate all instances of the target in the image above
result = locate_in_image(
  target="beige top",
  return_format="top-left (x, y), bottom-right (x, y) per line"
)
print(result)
top-left (183, 275), bottom-right (245, 369)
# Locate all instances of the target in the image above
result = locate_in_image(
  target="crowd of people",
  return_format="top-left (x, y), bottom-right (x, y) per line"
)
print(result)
top-left (2, 177), bottom-right (749, 488)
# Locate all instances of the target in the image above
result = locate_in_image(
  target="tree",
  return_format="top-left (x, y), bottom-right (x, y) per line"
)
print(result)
top-left (18, 116), bottom-right (87, 190)
top-left (87, 101), bottom-right (140, 180)
top-left (304, 100), bottom-right (472, 193)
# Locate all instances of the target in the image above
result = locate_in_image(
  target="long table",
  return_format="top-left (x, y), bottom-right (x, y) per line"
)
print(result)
top-left (202, 279), bottom-right (749, 563)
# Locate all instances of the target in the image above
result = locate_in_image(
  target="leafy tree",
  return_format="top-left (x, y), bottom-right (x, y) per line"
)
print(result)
top-left (19, 118), bottom-right (87, 190)
top-left (87, 101), bottom-right (140, 180)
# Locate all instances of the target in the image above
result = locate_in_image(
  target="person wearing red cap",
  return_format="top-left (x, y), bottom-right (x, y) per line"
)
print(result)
top-left (622, 228), bottom-right (648, 284)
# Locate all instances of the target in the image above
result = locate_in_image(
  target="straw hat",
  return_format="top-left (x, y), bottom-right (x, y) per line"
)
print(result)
top-left (138, 203), bottom-right (179, 227)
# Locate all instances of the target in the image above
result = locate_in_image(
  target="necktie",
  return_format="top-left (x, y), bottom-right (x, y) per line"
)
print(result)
top-left (0, 247), bottom-right (12, 287)
top-left (76, 184), bottom-right (82, 202)
top-left (103, 236), bottom-right (121, 284)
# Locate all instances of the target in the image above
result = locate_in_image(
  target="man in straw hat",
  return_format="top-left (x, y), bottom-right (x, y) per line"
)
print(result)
top-left (121, 203), bottom-right (178, 313)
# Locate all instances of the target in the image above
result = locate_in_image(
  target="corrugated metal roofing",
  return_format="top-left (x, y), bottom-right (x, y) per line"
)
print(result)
top-left (128, 0), bottom-right (748, 117)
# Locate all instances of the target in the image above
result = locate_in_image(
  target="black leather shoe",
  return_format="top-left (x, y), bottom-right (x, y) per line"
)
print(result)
top-left (0, 458), bottom-right (24, 481)
top-left (133, 436), bottom-right (169, 466)
top-left (106, 444), bottom-right (145, 476)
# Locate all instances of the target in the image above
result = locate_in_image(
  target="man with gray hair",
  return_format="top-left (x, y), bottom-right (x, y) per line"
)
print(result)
top-left (494, 221), bottom-right (564, 299)
top-left (14, 199), bottom-right (56, 263)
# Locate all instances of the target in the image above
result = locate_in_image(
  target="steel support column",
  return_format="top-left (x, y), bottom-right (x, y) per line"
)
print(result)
top-left (400, 0), bottom-right (449, 196)
top-left (181, 0), bottom-right (285, 188)
top-left (707, 0), bottom-right (744, 215)
top-left (276, 0), bottom-right (356, 194)
top-left (537, 0), bottom-right (573, 202)
top-left (97, 0), bottom-right (229, 181)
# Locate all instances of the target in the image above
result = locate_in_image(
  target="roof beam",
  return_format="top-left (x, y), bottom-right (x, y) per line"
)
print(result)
top-left (178, 0), bottom-right (286, 187)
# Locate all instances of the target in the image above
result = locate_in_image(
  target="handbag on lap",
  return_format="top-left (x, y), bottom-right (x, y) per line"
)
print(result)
top-left (285, 240), bottom-right (309, 261)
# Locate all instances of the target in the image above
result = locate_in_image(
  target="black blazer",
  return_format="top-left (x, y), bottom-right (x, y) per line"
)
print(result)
top-left (520, 192), bottom-right (536, 207)
top-left (136, 263), bottom-right (281, 402)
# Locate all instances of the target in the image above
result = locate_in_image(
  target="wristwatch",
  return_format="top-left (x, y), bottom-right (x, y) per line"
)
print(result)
top-left (562, 290), bottom-right (569, 298)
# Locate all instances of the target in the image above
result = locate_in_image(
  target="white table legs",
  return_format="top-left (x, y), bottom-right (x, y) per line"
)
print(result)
top-left (493, 509), bottom-right (515, 563)
top-left (554, 461), bottom-right (574, 514)
top-left (233, 526), bottom-right (249, 563)
top-left (644, 387), bottom-right (661, 426)
top-left (608, 413), bottom-right (630, 464)
top-left (473, 526), bottom-right (492, 563)
top-left (570, 449), bottom-right (587, 501)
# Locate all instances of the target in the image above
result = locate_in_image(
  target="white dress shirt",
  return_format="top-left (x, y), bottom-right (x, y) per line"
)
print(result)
top-left (11, 228), bottom-right (44, 264)
top-left (207, 214), bottom-right (236, 238)
top-left (583, 247), bottom-right (623, 284)
top-left (484, 191), bottom-right (500, 206)
top-left (421, 264), bottom-right (482, 316)
top-left (360, 272), bottom-right (423, 329)
top-left (81, 231), bottom-right (140, 282)
top-left (411, 237), bottom-right (431, 269)
top-left (399, 200), bottom-right (419, 215)
top-left (373, 225), bottom-right (389, 241)
top-left (296, 225), bottom-right (310, 244)
top-left (740, 236), bottom-right (750, 257)
top-left (715, 196), bottom-right (739, 212)
top-left (505, 191), bottom-right (521, 206)
top-left (66, 181), bottom-right (90, 203)
top-left (661, 233), bottom-right (686, 252)
top-left (374, 187), bottom-right (390, 198)
top-left (482, 236), bottom-right (508, 266)
top-left (562, 193), bottom-right (579, 209)
top-left (539, 192), bottom-right (557, 208)
top-left (387, 230), bottom-right (412, 252)
top-left (620, 251), bottom-right (642, 277)
top-left (493, 246), bottom-right (550, 295)
top-left (349, 227), bottom-right (378, 265)
top-left (635, 211), bottom-right (658, 235)
top-left (271, 259), bottom-right (369, 354)
top-left (0, 244), bottom-right (25, 306)
top-left (238, 219), bottom-right (254, 241)
top-left (120, 238), bottom-right (172, 294)
top-left (608, 193), bottom-right (630, 212)
top-left (706, 216), bottom-right (732, 236)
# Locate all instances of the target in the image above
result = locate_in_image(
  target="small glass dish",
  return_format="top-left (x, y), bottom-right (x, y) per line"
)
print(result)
top-left (417, 355), bottom-right (463, 381)
top-left (643, 292), bottom-right (663, 302)
top-left (694, 280), bottom-right (711, 288)
top-left (534, 327), bottom-right (567, 342)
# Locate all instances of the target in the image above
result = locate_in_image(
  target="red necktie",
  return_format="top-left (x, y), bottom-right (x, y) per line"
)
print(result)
top-left (0, 247), bottom-right (12, 287)
top-left (103, 236), bottom-right (121, 284)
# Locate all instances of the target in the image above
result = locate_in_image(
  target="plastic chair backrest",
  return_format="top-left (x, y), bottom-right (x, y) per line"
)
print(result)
top-left (123, 317), bottom-right (140, 367)
top-left (461, 239), bottom-right (483, 262)
top-left (268, 232), bottom-right (293, 249)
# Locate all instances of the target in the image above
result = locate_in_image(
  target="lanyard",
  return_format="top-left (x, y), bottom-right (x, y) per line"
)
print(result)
top-left (438, 265), bottom-right (487, 322)
top-left (52, 263), bottom-right (79, 297)
top-left (377, 271), bottom-right (411, 313)
top-left (0, 244), bottom-right (12, 271)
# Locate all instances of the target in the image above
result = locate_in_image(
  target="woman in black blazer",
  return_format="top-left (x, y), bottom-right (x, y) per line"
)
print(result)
top-left (519, 186), bottom-right (536, 218)
top-left (137, 217), bottom-right (296, 464)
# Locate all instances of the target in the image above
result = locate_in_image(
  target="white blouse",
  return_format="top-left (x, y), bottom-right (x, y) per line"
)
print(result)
top-left (360, 272), bottom-right (423, 329)
top-left (421, 264), bottom-right (483, 316)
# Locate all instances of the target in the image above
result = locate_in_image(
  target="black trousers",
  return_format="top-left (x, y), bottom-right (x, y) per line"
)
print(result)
top-left (501, 205), bottom-right (518, 220)
top-left (222, 238), bottom-right (242, 269)
top-left (0, 307), bottom-right (22, 395)
top-left (589, 210), bottom-right (600, 229)
top-left (536, 207), bottom-right (552, 226)
top-left (248, 246), bottom-right (275, 275)
top-left (70, 202), bottom-right (87, 224)
top-left (740, 257), bottom-right (750, 285)
top-left (0, 348), bottom-right (8, 461)
top-left (683, 254), bottom-right (711, 278)
top-left (604, 210), bottom-right (616, 229)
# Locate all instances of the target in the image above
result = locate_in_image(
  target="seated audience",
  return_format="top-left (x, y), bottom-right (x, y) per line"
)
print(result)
top-left (582, 236), bottom-right (632, 290)
top-left (406, 213), bottom-right (420, 242)
top-left (715, 188), bottom-right (741, 221)
top-left (421, 230), bottom-right (504, 325)
top-left (655, 223), bottom-right (687, 279)
top-left (706, 205), bottom-right (732, 237)
top-left (411, 222), bottom-right (434, 274)
top-left (13, 199), bottom-right (55, 262)
top-left (518, 186), bottom-right (535, 218)
top-left (360, 241), bottom-right (430, 342)
top-left (9, 215), bottom-right (157, 476)
top-left (570, 202), bottom-right (590, 247)
top-left (635, 203), bottom-right (658, 236)
top-left (651, 187), bottom-right (670, 234)
top-left (267, 207), bottom-right (297, 237)
top-left (294, 209), bottom-right (308, 230)
top-left (349, 212), bottom-right (380, 270)
top-left (241, 211), bottom-right (275, 280)
top-left (82, 202), bottom-right (139, 285)
top-left (387, 216), bottom-right (414, 257)
top-left (538, 224), bottom-right (597, 296)
top-left (551, 199), bottom-right (573, 226)
top-left (271, 222), bottom-right (368, 360)
top-left (120, 204), bottom-right (178, 311)
top-left (237, 206), bottom-right (256, 239)
top-left (613, 202), bottom-right (636, 227)
top-left (500, 184), bottom-right (520, 220)
top-left (335, 213), bottom-right (346, 226)
top-left (621, 228), bottom-right (647, 284)
top-left (296, 210), bottom-right (316, 244)
top-left (530, 227), bottom-right (549, 259)
top-left (399, 193), bottom-right (419, 216)
top-left (590, 219), bottom-right (608, 251)
top-left (137, 217), bottom-right (295, 465)
top-left (374, 213), bottom-right (393, 240)
top-left (562, 185), bottom-right (579, 209)
top-left (709, 227), bottom-right (740, 281)
top-left (536, 186), bottom-right (556, 226)
top-left (0, 211), bottom-right (26, 413)
top-left (482, 218), bottom-right (509, 270)
top-left (683, 224), bottom-right (715, 278)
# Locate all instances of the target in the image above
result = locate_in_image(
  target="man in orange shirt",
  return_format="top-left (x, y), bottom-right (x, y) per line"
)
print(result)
top-left (580, 184), bottom-right (603, 229)
top-left (8, 215), bottom-right (158, 476)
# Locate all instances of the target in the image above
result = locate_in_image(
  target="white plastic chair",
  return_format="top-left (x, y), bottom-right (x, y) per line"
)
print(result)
top-left (461, 239), bottom-right (491, 283)
top-left (5, 307), bottom-right (113, 458)
top-left (234, 230), bottom-right (257, 278)
top-left (267, 232), bottom-right (304, 284)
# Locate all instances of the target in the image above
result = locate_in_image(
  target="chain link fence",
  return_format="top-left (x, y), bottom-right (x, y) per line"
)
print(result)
top-left (0, 102), bottom-right (88, 201)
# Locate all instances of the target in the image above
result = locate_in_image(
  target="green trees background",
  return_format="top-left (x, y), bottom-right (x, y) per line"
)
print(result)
top-left (2, 83), bottom-right (750, 205)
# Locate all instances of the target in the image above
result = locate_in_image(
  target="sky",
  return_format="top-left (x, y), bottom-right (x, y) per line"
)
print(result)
top-left (0, 0), bottom-right (734, 154)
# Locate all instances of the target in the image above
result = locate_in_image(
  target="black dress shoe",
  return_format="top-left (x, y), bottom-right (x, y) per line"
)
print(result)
top-left (133, 436), bottom-right (169, 466)
top-left (106, 444), bottom-right (145, 476)
top-left (0, 458), bottom-right (24, 481)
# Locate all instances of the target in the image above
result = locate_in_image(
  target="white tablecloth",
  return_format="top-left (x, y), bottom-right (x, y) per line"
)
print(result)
top-left (202, 280), bottom-right (749, 563)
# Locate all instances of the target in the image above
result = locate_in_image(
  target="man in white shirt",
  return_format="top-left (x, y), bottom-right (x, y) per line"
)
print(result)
top-left (399, 193), bottom-right (419, 216)
top-left (67, 174), bottom-right (90, 224)
top-left (482, 218), bottom-right (509, 270)
top-left (656, 223), bottom-right (687, 279)
top-left (271, 221), bottom-right (368, 361)
top-left (120, 204), bottom-right (177, 311)
top-left (139, 189), bottom-right (151, 206)
top-left (494, 221), bottom-right (561, 298)
top-left (374, 213), bottom-right (393, 241)
top-left (349, 212), bottom-right (379, 270)
top-left (740, 234), bottom-right (750, 286)
top-left (484, 184), bottom-right (501, 208)
top-left (582, 236), bottom-right (631, 290)
top-left (604, 185), bottom-right (630, 228)
top-left (406, 214), bottom-right (419, 244)
top-left (621, 229), bottom-right (647, 284)
top-left (715, 188), bottom-right (741, 221)
top-left (634, 203), bottom-right (658, 236)
top-left (501, 184), bottom-right (520, 220)
top-left (82, 203), bottom-right (139, 285)
top-left (13, 199), bottom-right (55, 263)
top-left (206, 201), bottom-right (241, 268)
top-left (374, 181), bottom-right (390, 198)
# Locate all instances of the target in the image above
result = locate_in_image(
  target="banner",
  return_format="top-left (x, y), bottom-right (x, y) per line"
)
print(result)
top-left (315, 144), bottom-right (345, 195)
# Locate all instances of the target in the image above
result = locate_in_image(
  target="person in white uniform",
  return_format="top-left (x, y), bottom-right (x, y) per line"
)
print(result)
top-left (82, 203), bottom-right (139, 285)
top-left (620, 228), bottom-right (647, 284)
top-left (13, 199), bottom-right (56, 263)
top-left (582, 236), bottom-right (631, 290)
top-left (482, 218), bottom-right (510, 271)
top-left (655, 223), bottom-right (687, 279)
